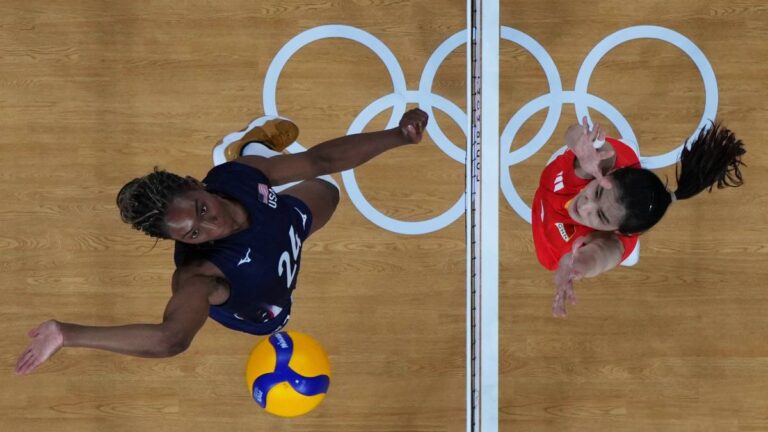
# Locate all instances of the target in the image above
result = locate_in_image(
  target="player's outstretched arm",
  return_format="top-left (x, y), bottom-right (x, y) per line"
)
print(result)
top-left (551, 231), bottom-right (624, 318)
top-left (15, 264), bottom-right (217, 375)
top-left (236, 108), bottom-right (429, 186)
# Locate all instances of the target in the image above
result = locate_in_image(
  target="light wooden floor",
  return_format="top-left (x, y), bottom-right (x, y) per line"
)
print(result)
top-left (1, 1), bottom-right (766, 431)
top-left (499, 1), bottom-right (768, 431)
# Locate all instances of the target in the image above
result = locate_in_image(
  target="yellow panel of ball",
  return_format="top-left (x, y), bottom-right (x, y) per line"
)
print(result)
top-left (245, 331), bottom-right (331, 417)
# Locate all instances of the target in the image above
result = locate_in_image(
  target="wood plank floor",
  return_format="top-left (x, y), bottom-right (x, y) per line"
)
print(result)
top-left (1, 1), bottom-right (766, 431)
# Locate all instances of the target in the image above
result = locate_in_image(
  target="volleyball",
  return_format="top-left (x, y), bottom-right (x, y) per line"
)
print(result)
top-left (245, 331), bottom-right (331, 417)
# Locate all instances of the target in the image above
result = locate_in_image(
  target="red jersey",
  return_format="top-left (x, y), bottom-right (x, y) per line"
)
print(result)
top-left (532, 137), bottom-right (641, 270)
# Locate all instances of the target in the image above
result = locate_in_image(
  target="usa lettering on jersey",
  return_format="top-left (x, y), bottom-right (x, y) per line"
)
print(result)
top-left (257, 183), bottom-right (278, 208)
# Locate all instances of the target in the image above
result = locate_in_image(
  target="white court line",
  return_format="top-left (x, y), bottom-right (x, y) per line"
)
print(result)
top-left (479, 0), bottom-right (500, 431)
top-left (465, 0), bottom-right (474, 428)
top-left (466, 0), bottom-right (500, 431)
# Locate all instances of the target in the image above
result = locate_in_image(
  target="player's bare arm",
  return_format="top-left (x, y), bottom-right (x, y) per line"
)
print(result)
top-left (236, 108), bottom-right (428, 186)
top-left (15, 261), bottom-right (221, 374)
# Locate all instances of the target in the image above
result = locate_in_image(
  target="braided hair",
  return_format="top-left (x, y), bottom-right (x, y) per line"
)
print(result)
top-left (116, 168), bottom-right (202, 239)
top-left (612, 121), bottom-right (745, 235)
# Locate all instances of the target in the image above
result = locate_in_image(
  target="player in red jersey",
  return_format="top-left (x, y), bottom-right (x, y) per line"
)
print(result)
top-left (532, 118), bottom-right (745, 317)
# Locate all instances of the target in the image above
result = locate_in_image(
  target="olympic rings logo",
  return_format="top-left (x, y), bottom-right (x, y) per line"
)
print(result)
top-left (218, 24), bottom-right (718, 235)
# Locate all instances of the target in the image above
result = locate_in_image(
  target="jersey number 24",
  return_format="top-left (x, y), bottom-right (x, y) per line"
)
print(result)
top-left (278, 226), bottom-right (302, 289)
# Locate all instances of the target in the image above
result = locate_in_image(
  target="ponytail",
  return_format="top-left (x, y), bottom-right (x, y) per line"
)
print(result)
top-left (613, 121), bottom-right (745, 235)
top-left (674, 121), bottom-right (745, 200)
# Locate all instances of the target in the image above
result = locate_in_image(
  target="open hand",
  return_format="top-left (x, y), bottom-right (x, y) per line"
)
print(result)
top-left (399, 108), bottom-right (429, 144)
top-left (553, 257), bottom-right (578, 318)
top-left (567, 117), bottom-right (614, 187)
top-left (552, 238), bottom-right (589, 318)
top-left (15, 320), bottom-right (64, 375)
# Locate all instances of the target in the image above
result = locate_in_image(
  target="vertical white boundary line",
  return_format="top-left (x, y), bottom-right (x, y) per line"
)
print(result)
top-left (467, 0), bottom-right (499, 430)
top-left (465, 0), bottom-right (482, 432)
top-left (480, 0), bottom-right (500, 431)
top-left (465, 2), bottom-right (474, 432)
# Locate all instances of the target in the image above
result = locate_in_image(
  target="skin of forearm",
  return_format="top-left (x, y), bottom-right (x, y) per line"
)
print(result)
top-left (60, 322), bottom-right (184, 358)
top-left (571, 238), bottom-right (622, 278)
top-left (305, 128), bottom-right (408, 174)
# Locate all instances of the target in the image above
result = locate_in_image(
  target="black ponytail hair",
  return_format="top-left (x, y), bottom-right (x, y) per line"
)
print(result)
top-left (612, 121), bottom-right (745, 235)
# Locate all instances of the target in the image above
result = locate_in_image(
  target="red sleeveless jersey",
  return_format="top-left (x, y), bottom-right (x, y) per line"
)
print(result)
top-left (532, 137), bottom-right (641, 270)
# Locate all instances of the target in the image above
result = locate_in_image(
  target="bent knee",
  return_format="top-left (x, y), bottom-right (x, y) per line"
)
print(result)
top-left (315, 176), bottom-right (340, 208)
top-left (316, 174), bottom-right (339, 191)
top-left (324, 180), bottom-right (340, 209)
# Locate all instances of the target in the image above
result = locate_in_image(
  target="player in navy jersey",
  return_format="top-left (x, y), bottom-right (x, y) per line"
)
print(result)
top-left (16, 108), bottom-right (428, 375)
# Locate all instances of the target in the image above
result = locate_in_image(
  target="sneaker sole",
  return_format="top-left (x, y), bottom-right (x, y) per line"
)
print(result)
top-left (213, 116), bottom-right (299, 165)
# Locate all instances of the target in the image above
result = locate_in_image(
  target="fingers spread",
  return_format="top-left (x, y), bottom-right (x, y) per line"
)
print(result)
top-left (15, 349), bottom-right (31, 370)
top-left (15, 350), bottom-right (36, 374)
top-left (589, 123), bottom-right (600, 141)
top-left (552, 303), bottom-right (567, 318)
top-left (566, 286), bottom-right (577, 305)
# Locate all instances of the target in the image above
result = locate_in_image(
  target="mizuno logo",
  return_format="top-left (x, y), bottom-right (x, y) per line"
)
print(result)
top-left (293, 207), bottom-right (308, 228)
top-left (238, 248), bottom-right (252, 266)
top-left (273, 333), bottom-right (289, 349)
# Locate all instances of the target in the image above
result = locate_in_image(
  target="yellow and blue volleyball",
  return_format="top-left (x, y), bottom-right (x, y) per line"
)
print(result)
top-left (245, 331), bottom-right (331, 417)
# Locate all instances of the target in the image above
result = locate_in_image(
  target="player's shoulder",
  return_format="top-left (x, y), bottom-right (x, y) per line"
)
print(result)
top-left (172, 258), bottom-right (226, 295)
top-left (539, 150), bottom-right (573, 185)
top-left (605, 137), bottom-right (640, 166)
top-left (176, 257), bottom-right (224, 279)
top-left (204, 161), bottom-right (270, 186)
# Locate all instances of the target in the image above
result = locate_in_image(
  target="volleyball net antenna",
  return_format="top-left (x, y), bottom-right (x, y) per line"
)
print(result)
top-left (466, 0), bottom-right (499, 431)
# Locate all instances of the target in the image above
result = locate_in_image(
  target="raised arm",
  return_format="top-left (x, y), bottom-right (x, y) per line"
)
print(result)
top-left (235, 108), bottom-right (429, 186)
top-left (15, 261), bottom-right (220, 375)
top-left (551, 231), bottom-right (624, 318)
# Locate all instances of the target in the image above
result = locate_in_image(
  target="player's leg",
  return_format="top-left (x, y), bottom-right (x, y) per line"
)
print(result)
top-left (213, 116), bottom-right (299, 165)
top-left (280, 178), bottom-right (340, 237)
top-left (215, 114), bottom-right (341, 188)
top-left (215, 115), bottom-right (340, 235)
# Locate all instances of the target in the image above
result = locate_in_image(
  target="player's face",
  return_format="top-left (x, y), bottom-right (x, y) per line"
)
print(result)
top-left (165, 189), bottom-right (236, 244)
top-left (567, 177), bottom-right (625, 231)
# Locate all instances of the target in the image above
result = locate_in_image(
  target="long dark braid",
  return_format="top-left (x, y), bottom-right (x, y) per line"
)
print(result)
top-left (613, 121), bottom-right (745, 235)
top-left (116, 168), bottom-right (202, 239)
top-left (674, 122), bottom-right (745, 199)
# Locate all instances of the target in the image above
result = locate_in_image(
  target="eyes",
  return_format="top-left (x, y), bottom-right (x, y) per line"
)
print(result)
top-left (594, 186), bottom-right (610, 225)
top-left (190, 203), bottom-right (209, 240)
top-left (593, 185), bottom-right (611, 225)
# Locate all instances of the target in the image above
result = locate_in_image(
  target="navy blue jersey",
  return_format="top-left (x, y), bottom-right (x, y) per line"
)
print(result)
top-left (174, 162), bottom-right (313, 335)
